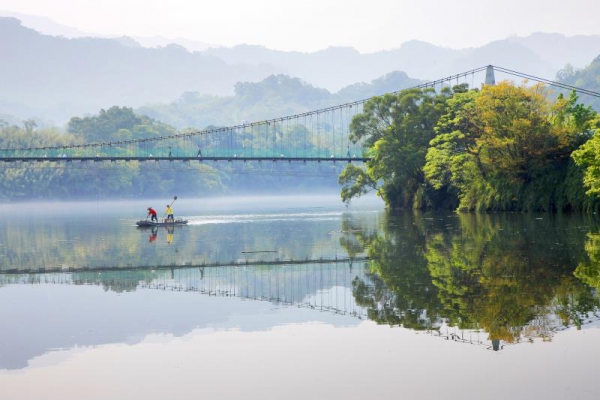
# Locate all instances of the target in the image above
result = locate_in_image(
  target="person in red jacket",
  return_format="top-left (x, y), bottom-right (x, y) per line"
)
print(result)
top-left (147, 207), bottom-right (158, 222)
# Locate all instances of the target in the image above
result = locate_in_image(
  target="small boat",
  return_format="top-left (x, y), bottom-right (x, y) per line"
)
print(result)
top-left (136, 219), bottom-right (189, 227)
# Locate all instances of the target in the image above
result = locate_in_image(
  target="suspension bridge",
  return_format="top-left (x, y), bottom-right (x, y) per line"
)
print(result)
top-left (2, 65), bottom-right (599, 165)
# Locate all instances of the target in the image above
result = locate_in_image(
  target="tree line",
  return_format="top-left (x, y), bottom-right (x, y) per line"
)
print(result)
top-left (0, 106), bottom-right (346, 200)
top-left (4, 80), bottom-right (600, 205)
top-left (340, 82), bottom-right (600, 212)
top-left (0, 108), bottom-right (224, 200)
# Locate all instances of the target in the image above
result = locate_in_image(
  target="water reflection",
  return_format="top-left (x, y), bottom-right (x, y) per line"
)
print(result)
top-left (2, 261), bottom-right (368, 312)
top-left (142, 225), bottom-right (176, 245)
top-left (343, 212), bottom-right (600, 350)
top-left (2, 206), bottom-right (600, 372)
top-left (0, 208), bottom-right (365, 272)
top-left (0, 261), bottom-right (367, 370)
top-left (0, 206), bottom-right (375, 370)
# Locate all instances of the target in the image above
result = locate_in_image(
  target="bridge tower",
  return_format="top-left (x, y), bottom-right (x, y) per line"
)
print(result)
top-left (485, 65), bottom-right (496, 85)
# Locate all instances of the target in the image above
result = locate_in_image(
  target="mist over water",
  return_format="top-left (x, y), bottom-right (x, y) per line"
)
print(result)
top-left (0, 193), bottom-right (383, 220)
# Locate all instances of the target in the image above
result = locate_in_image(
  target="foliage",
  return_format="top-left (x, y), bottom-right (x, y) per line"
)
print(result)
top-left (341, 80), bottom-right (600, 212)
top-left (67, 106), bottom-right (177, 143)
top-left (340, 87), bottom-right (452, 208)
top-left (339, 164), bottom-right (377, 203)
top-left (0, 110), bottom-right (225, 200)
top-left (557, 55), bottom-right (600, 112)
top-left (571, 115), bottom-right (600, 197)
top-left (574, 233), bottom-right (600, 291)
top-left (429, 83), bottom-right (597, 211)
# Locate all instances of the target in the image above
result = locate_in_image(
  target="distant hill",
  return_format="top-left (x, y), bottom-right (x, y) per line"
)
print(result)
top-left (3, 13), bottom-right (600, 126)
top-left (138, 72), bottom-right (423, 129)
top-left (6, 10), bottom-right (599, 75)
top-left (203, 34), bottom-right (600, 91)
top-left (558, 55), bottom-right (600, 111)
top-left (508, 33), bottom-right (600, 72)
top-left (131, 35), bottom-right (216, 53)
top-left (0, 10), bottom-right (101, 38)
top-left (0, 17), bottom-right (278, 124)
top-left (0, 10), bottom-right (218, 51)
top-left (204, 40), bottom-right (556, 91)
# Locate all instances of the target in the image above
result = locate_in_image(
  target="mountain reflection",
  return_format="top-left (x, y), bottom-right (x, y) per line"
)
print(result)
top-left (2, 208), bottom-right (600, 371)
top-left (343, 212), bottom-right (600, 348)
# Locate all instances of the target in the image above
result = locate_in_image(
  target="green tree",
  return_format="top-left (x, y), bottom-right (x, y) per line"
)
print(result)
top-left (557, 56), bottom-right (600, 111)
top-left (67, 106), bottom-right (176, 143)
top-left (571, 115), bottom-right (600, 196)
top-left (0, 110), bottom-right (226, 200)
top-left (425, 83), bottom-right (598, 211)
top-left (339, 88), bottom-right (451, 208)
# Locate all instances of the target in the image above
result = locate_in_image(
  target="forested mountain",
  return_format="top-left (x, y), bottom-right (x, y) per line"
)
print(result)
top-left (558, 55), bottom-right (600, 111)
top-left (0, 17), bottom-right (278, 124)
top-left (3, 13), bottom-right (600, 127)
top-left (138, 72), bottom-right (422, 129)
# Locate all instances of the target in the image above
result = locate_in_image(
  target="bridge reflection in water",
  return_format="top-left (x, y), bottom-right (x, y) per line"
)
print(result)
top-left (2, 256), bottom-right (595, 354)
top-left (0, 247), bottom-right (599, 351)
top-left (3, 252), bottom-right (595, 354)
top-left (0, 259), bottom-right (370, 319)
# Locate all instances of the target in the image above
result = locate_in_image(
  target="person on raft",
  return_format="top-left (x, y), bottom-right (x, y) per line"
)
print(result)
top-left (147, 207), bottom-right (158, 222)
top-left (166, 205), bottom-right (174, 222)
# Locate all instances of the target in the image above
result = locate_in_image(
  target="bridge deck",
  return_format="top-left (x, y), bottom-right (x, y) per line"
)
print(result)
top-left (0, 156), bottom-right (370, 163)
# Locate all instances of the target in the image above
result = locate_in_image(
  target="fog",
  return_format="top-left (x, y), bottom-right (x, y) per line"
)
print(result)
top-left (0, 193), bottom-right (384, 219)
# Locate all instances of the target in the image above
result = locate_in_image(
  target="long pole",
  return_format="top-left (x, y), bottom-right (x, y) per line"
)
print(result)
top-left (163, 195), bottom-right (178, 221)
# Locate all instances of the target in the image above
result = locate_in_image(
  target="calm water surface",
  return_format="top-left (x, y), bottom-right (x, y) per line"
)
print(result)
top-left (1, 196), bottom-right (600, 400)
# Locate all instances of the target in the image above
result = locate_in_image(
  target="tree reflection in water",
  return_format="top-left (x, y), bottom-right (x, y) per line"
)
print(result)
top-left (3, 209), bottom-right (600, 351)
top-left (343, 211), bottom-right (600, 349)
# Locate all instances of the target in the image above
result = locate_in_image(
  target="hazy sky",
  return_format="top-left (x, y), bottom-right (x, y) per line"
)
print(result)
top-left (1, 0), bottom-right (599, 52)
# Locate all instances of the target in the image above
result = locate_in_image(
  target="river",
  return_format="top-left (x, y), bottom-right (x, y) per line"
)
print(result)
top-left (0, 195), bottom-right (599, 399)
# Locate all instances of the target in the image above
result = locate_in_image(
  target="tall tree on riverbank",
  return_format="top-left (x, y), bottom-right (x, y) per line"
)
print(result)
top-left (570, 110), bottom-right (600, 197)
top-left (426, 83), bottom-right (598, 211)
top-left (341, 81), bottom-right (600, 212)
top-left (339, 87), bottom-right (451, 208)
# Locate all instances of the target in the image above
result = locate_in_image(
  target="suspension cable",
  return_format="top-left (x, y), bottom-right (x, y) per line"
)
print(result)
top-left (1, 66), bottom-right (490, 153)
top-left (9, 65), bottom-right (598, 154)
top-left (493, 65), bottom-right (600, 98)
